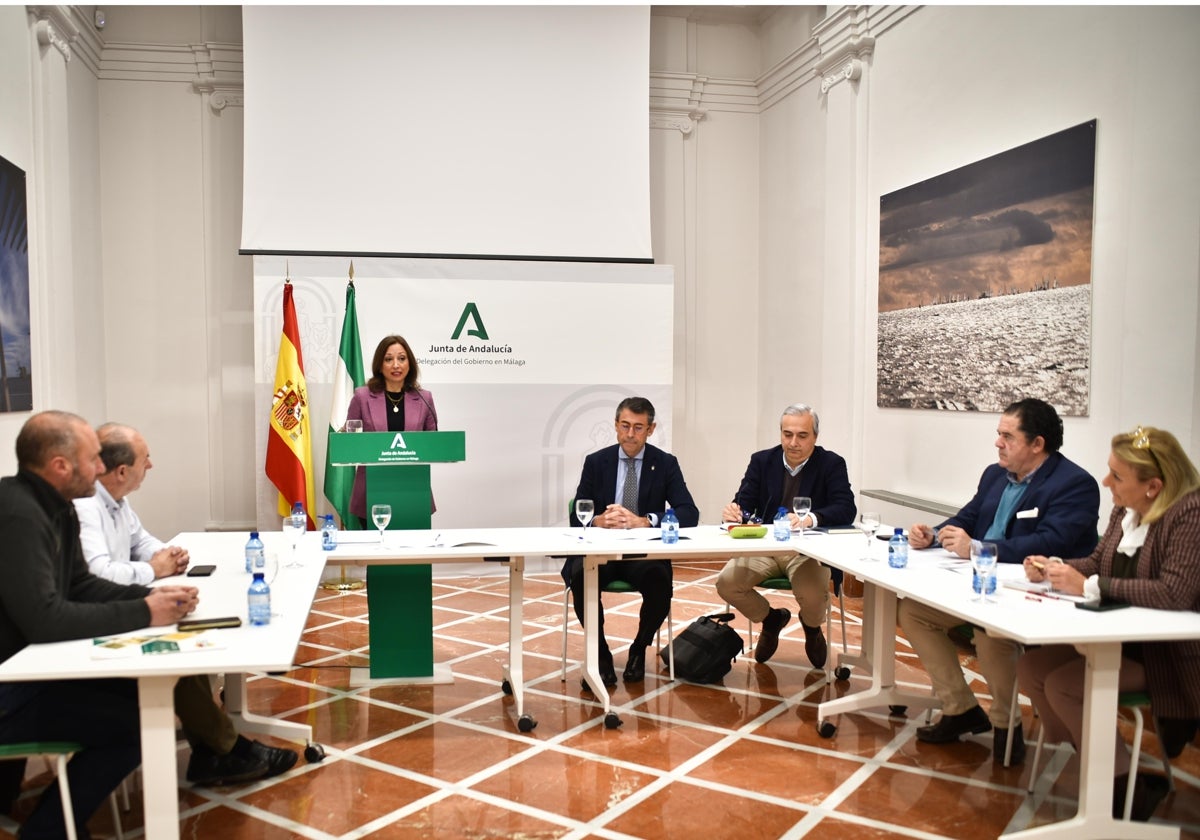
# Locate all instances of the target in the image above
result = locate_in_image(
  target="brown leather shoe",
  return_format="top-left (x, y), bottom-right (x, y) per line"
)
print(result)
top-left (802, 622), bottom-right (827, 669)
top-left (754, 607), bottom-right (791, 664)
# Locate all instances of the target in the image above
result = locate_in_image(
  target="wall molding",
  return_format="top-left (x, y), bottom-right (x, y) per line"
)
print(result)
top-left (28, 5), bottom-right (77, 62)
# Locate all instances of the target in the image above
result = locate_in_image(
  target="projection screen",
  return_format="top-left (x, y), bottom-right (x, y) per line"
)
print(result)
top-left (242, 5), bottom-right (651, 262)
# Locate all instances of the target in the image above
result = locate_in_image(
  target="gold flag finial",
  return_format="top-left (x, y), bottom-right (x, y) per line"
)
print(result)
top-left (349, 261), bottom-right (355, 282)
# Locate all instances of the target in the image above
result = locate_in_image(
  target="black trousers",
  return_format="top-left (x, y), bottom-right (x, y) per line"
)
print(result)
top-left (0, 679), bottom-right (141, 840)
top-left (568, 559), bottom-right (673, 656)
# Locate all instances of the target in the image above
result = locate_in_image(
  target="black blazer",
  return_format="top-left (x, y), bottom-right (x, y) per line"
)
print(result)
top-left (731, 444), bottom-right (857, 527)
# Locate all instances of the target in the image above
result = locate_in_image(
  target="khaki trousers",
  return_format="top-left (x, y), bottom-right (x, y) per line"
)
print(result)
top-left (898, 598), bottom-right (1020, 727)
top-left (715, 553), bottom-right (830, 628)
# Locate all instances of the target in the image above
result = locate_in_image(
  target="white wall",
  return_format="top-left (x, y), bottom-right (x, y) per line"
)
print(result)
top-left (859, 5), bottom-right (1200, 525)
top-left (2, 5), bottom-right (1199, 540)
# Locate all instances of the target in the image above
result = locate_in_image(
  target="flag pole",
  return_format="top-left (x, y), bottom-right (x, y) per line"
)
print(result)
top-left (322, 261), bottom-right (366, 591)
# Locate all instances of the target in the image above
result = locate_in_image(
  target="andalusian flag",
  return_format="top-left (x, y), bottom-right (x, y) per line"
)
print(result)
top-left (265, 281), bottom-right (316, 528)
top-left (323, 277), bottom-right (366, 528)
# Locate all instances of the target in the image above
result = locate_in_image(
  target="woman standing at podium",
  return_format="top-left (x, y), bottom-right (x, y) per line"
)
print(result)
top-left (346, 334), bottom-right (438, 526)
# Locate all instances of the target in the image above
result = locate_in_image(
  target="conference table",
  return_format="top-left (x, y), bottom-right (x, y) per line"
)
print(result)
top-left (327, 524), bottom-right (810, 730)
top-left (4, 525), bottom-right (1191, 839)
top-left (0, 531), bottom-right (325, 840)
top-left (797, 530), bottom-right (1200, 840)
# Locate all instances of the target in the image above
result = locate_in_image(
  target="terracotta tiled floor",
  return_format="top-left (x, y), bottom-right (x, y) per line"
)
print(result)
top-left (2, 561), bottom-right (1197, 838)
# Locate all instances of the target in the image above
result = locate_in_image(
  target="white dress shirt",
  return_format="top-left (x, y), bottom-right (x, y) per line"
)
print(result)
top-left (74, 481), bottom-right (164, 585)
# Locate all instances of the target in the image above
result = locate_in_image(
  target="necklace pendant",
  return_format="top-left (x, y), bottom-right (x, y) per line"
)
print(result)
top-left (393, 405), bottom-right (399, 413)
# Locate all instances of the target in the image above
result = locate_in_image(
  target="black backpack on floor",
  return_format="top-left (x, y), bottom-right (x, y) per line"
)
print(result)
top-left (660, 612), bottom-right (744, 683)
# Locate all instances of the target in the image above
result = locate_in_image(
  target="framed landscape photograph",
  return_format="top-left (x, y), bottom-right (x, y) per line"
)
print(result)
top-left (0, 154), bottom-right (32, 413)
top-left (877, 120), bottom-right (1096, 415)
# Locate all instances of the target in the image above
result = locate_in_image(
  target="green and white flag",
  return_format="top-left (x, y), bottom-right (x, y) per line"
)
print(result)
top-left (324, 276), bottom-right (366, 528)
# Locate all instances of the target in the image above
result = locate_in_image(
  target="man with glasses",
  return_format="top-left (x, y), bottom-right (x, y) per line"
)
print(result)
top-left (900, 398), bottom-right (1100, 764)
top-left (716, 403), bottom-right (857, 669)
top-left (564, 397), bottom-right (699, 688)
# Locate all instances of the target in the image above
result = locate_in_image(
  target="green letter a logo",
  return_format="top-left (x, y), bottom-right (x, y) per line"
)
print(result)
top-left (451, 302), bottom-right (489, 340)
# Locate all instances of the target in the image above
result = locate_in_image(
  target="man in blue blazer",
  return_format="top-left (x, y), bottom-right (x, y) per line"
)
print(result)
top-left (716, 404), bottom-right (857, 669)
top-left (564, 397), bottom-right (699, 688)
top-left (900, 398), bottom-right (1100, 765)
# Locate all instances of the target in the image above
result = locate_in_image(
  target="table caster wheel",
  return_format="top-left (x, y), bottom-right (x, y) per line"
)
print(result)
top-left (889, 705), bottom-right (907, 717)
top-left (817, 721), bottom-right (837, 739)
top-left (603, 712), bottom-right (623, 730)
top-left (834, 666), bottom-right (851, 681)
top-left (501, 679), bottom-right (512, 696)
top-left (304, 743), bottom-right (326, 763)
top-left (518, 715), bottom-right (537, 733)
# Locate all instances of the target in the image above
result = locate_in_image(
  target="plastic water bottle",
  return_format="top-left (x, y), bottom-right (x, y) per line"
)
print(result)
top-left (321, 514), bottom-right (338, 550)
top-left (773, 506), bottom-right (790, 541)
top-left (290, 500), bottom-right (306, 526)
top-left (248, 572), bottom-right (271, 625)
top-left (245, 530), bottom-right (265, 573)
top-left (661, 508), bottom-right (679, 545)
top-left (888, 527), bottom-right (909, 569)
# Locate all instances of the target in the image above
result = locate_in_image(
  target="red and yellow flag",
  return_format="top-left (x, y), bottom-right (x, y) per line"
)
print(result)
top-left (265, 282), bottom-right (316, 528)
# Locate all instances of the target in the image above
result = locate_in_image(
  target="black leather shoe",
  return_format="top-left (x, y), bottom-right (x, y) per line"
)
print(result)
top-left (623, 647), bottom-right (646, 682)
top-left (993, 724), bottom-right (1026, 765)
top-left (186, 747), bottom-right (269, 786)
top-left (246, 740), bottom-right (299, 778)
top-left (916, 705), bottom-right (992, 743)
top-left (1116, 772), bottom-right (1170, 821)
top-left (754, 607), bottom-right (791, 664)
top-left (581, 660), bottom-right (620, 693)
top-left (802, 622), bottom-right (827, 670)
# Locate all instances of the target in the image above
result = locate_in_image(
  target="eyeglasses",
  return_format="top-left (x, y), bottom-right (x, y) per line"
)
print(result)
top-left (1131, 425), bottom-right (1163, 476)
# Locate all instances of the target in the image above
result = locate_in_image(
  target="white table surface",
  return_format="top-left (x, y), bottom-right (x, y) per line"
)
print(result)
top-left (796, 530), bottom-right (1200, 840)
top-left (0, 531), bottom-right (326, 840)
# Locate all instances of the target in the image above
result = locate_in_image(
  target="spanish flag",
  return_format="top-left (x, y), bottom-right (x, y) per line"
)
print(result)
top-left (265, 281), bottom-right (316, 529)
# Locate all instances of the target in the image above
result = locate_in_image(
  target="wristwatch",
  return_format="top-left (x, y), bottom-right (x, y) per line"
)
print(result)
top-left (646, 512), bottom-right (659, 527)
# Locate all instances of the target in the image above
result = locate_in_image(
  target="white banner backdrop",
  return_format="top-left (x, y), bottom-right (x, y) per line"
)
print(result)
top-left (252, 257), bottom-right (674, 572)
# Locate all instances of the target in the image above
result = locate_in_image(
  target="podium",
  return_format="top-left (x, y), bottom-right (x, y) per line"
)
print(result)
top-left (328, 431), bottom-right (465, 682)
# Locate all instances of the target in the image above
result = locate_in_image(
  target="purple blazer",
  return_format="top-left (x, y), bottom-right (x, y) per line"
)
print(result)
top-left (346, 385), bottom-right (438, 519)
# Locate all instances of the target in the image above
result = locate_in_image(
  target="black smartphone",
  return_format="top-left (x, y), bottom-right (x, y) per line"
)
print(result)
top-left (177, 616), bottom-right (242, 631)
top-left (186, 565), bottom-right (216, 577)
top-left (1075, 600), bottom-right (1131, 612)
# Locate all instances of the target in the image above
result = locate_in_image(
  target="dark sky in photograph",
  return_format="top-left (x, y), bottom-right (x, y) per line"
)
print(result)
top-left (878, 121), bottom-right (1096, 312)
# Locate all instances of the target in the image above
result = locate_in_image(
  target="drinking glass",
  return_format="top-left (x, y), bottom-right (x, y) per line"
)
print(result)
top-left (792, 496), bottom-right (812, 532)
top-left (859, 511), bottom-right (881, 560)
top-left (575, 499), bottom-right (595, 541)
top-left (371, 504), bottom-right (392, 547)
top-left (971, 540), bottom-right (999, 603)
top-left (345, 419), bottom-right (363, 433)
top-left (283, 513), bottom-right (306, 568)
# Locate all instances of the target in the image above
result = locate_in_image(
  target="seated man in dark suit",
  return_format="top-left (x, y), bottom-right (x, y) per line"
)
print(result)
top-left (563, 397), bottom-right (699, 689)
top-left (716, 403), bottom-right (857, 669)
top-left (899, 398), bottom-right (1100, 764)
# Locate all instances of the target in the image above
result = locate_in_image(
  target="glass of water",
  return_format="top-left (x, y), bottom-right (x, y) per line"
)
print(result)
top-left (575, 499), bottom-right (595, 541)
top-left (792, 496), bottom-right (812, 532)
top-left (859, 511), bottom-right (881, 560)
top-left (371, 504), bottom-right (392, 547)
top-left (970, 540), bottom-right (999, 603)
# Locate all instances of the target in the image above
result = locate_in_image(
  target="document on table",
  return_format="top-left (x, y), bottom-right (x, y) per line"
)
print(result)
top-left (91, 630), bottom-right (224, 658)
